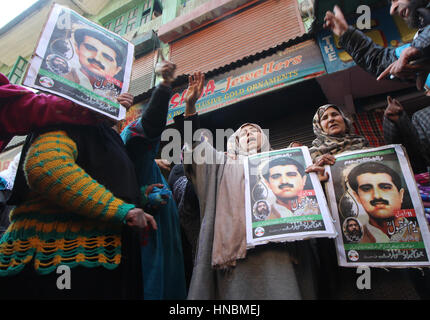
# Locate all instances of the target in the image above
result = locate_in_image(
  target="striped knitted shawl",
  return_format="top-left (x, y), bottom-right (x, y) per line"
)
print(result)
top-left (0, 128), bottom-right (138, 276)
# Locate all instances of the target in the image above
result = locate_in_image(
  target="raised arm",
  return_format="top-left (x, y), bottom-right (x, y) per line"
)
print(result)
top-left (324, 6), bottom-right (398, 77)
top-left (377, 27), bottom-right (430, 89)
top-left (139, 60), bottom-right (176, 139)
top-left (382, 96), bottom-right (429, 173)
top-left (173, 72), bottom-right (225, 198)
top-left (173, 72), bottom-right (205, 148)
top-left (184, 72), bottom-right (205, 117)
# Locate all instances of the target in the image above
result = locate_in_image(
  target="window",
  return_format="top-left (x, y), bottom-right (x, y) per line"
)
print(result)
top-left (125, 7), bottom-right (139, 33)
top-left (8, 56), bottom-right (28, 84)
top-left (104, 0), bottom-right (162, 36)
top-left (113, 15), bottom-right (125, 33)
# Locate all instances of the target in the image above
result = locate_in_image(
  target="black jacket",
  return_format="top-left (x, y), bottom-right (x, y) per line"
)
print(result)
top-left (338, 25), bottom-right (430, 78)
top-left (339, 26), bottom-right (399, 77)
top-left (338, 26), bottom-right (430, 172)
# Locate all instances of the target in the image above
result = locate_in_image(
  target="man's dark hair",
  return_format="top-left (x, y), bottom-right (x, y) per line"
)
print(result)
top-left (345, 217), bottom-right (359, 227)
top-left (347, 162), bottom-right (402, 193)
top-left (407, 0), bottom-right (430, 28)
top-left (74, 28), bottom-right (124, 66)
top-left (262, 156), bottom-right (305, 181)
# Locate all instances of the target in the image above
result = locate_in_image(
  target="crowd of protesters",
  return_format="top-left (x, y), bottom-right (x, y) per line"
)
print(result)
top-left (1, 0), bottom-right (430, 300)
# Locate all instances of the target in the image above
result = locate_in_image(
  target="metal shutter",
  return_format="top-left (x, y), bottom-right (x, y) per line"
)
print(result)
top-left (170, 0), bottom-right (305, 76)
top-left (129, 50), bottom-right (157, 96)
top-left (269, 118), bottom-right (315, 150)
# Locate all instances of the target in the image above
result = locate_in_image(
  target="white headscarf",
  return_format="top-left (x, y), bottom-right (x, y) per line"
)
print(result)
top-left (226, 123), bottom-right (270, 160)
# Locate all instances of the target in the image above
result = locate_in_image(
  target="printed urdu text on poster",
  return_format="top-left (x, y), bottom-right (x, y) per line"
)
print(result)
top-left (23, 4), bottom-right (134, 120)
top-left (325, 145), bottom-right (430, 267)
top-left (165, 40), bottom-right (326, 125)
top-left (244, 147), bottom-right (336, 248)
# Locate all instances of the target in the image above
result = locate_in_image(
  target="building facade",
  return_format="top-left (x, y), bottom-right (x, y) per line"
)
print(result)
top-left (2, 0), bottom-right (430, 155)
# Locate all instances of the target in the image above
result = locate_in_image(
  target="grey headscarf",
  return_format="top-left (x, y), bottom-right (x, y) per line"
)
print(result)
top-left (309, 104), bottom-right (368, 161)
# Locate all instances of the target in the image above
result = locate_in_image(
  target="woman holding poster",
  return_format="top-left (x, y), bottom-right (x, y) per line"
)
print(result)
top-left (307, 104), bottom-right (421, 299)
top-left (0, 94), bottom-right (154, 299)
top-left (23, 4), bottom-right (134, 121)
top-left (173, 72), bottom-right (320, 300)
top-left (243, 147), bottom-right (336, 247)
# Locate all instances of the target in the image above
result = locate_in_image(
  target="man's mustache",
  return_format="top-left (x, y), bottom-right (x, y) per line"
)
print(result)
top-left (87, 58), bottom-right (105, 70)
top-left (370, 198), bottom-right (389, 206)
top-left (348, 229), bottom-right (362, 236)
top-left (279, 183), bottom-right (294, 189)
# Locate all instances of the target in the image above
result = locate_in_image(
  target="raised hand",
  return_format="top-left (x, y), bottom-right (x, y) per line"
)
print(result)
top-left (324, 5), bottom-right (348, 37)
top-left (384, 96), bottom-right (404, 123)
top-left (155, 52), bottom-right (177, 86)
top-left (377, 46), bottom-right (422, 81)
top-left (377, 47), bottom-right (430, 91)
top-left (185, 71), bottom-right (205, 117)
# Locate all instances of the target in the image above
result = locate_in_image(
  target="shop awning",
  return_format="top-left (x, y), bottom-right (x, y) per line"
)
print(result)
top-left (133, 32), bottom-right (314, 104)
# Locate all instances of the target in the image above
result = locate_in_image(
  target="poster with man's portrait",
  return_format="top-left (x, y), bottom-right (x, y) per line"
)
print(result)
top-left (325, 145), bottom-right (430, 267)
top-left (23, 4), bottom-right (134, 120)
top-left (244, 147), bottom-right (337, 248)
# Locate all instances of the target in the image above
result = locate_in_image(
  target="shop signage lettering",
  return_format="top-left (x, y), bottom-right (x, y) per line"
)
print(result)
top-left (223, 56), bottom-right (303, 92)
top-left (165, 40), bottom-right (325, 124)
